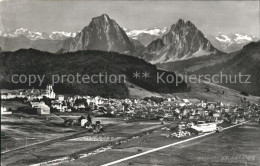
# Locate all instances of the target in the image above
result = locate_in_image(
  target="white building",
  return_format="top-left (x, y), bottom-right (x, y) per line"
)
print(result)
top-left (57, 95), bottom-right (65, 101)
top-left (1, 93), bottom-right (7, 99)
top-left (1, 106), bottom-right (12, 115)
top-left (81, 119), bottom-right (88, 126)
top-left (30, 101), bottom-right (50, 115)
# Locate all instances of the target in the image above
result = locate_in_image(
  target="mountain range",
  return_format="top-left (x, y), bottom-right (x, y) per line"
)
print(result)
top-left (0, 14), bottom-right (259, 97)
top-left (0, 16), bottom-right (257, 57)
top-left (1, 18), bottom-right (257, 57)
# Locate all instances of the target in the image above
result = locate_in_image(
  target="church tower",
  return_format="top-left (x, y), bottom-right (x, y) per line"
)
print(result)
top-left (46, 85), bottom-right (55, 99)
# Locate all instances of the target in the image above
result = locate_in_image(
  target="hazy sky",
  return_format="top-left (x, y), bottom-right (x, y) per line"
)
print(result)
top-left (0, 0), bottom-right (259, 37)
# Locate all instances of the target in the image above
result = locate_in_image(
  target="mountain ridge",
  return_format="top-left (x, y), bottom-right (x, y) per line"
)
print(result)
top-left (135, 19), bottom-right (221, 64)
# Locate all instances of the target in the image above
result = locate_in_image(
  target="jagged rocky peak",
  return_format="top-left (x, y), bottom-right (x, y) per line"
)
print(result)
top-left (169, 19), bottom-right (199, 36)
top-left (175, 19), bottom-right (185, 26)
top-left (172, 19), bottom-right (195, 28)
top-left (89, 14), bottom-right (112, 27)
top-left (140, 18), bottom-right (219, 64)
top-left (163, 18), bottom-right (216, 51)
top-left (62, 14), bottom-right (135, 54)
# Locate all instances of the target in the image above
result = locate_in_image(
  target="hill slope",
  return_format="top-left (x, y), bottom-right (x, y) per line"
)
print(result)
top-left (192, 41), bottom-right (260, 96)
top-left (158, 41), bottom-right (260, 96)
top-left (0, 49), bottom-right (187, 98)
top-left (128, 79), bottom-right (260, 105)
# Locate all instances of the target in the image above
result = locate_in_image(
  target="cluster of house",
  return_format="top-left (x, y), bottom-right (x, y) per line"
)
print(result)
top-left (1, 85), bottom-right (259, 121)
top-left (26, 95), bottom-right (106, 115)
top-left (109, 97), bottom-right (259, 124)
top-left (0, 85), bottom-right (107, 115)
top-left (51, 95), bottom-right (103, 112)
top-left (1, 85), bottom-right (55, 100)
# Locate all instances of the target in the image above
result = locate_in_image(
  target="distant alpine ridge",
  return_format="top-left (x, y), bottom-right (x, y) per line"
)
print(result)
top-left (124, 27), bottom-right (168, 46)
top-left (0, 28), bottom-right (77, 53)
top-left (0, 28), bottom-right (77, 40)
top-left (206, 33), bottom-right (258, 53)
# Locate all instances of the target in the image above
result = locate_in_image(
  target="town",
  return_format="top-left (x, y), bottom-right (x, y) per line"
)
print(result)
top-left (1, 85), bottom-right (260, 165)
top-left (1, 85), bottom-right (259, 130)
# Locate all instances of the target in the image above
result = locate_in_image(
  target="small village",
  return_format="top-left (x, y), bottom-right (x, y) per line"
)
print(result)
top-left (1, 85), bottom-right (260, 137)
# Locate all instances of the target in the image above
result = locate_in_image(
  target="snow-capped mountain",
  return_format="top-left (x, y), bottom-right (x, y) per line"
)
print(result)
top-left (0, 28), bottom-right (77, 40)
top-left (1, 28), bottom-right (47, 40)
top-left (124, 27), bottom-right (168, 46)
top-left (206, 33), bottom-right (258, 53)
top-left (125, 27), bottom-right (168, 38)
top-left (61, 14), bottom-right (136, 54)
top-left (0, 28), bottom-right (79, 53)
top-left (49, 31), bottom-right (77, 40)
top-left (136, 19), bottom-right (220, 64)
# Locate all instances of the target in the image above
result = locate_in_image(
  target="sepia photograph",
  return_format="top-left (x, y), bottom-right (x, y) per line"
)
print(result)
top-left (0, 0), bottom-right (260, 165)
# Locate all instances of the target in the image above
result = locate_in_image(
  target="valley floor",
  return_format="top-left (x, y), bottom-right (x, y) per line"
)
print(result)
top-left (60, 122), bottom-right (260, 166)
top-left (2, 114), bottom-right (260, 166)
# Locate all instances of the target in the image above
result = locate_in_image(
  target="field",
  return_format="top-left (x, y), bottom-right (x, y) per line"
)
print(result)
top-left (59, 122), bottom-right (260, 166)
top-left (1, 112), bottom-right (260, 166)
top-left (1, 101), bottom-right (29, 111)
top-left (1, 114), bottom-right (83, 152)
top-left (1, 116), bottom-right (164, 166)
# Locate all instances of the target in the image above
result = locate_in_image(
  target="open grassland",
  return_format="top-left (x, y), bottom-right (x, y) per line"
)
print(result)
top-left (1, 118), bottom-right (164, 166)
top-left (1, 100), bottom-right (29, 110)
top-left (58, 122), bottom-right (260, 166)
top-left (1, 114), bottom-right (82, 151)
